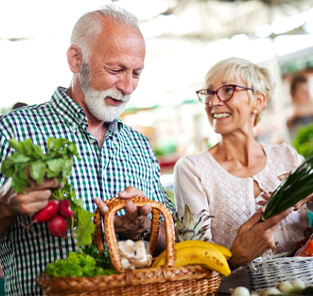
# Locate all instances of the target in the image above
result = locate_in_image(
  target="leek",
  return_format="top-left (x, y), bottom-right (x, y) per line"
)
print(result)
top-left (262, 154), bottom-right (313, 221)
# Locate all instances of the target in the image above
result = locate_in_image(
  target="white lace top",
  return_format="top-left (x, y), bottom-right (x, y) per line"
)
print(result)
top-left (174, 143), bottom-right (309, 292)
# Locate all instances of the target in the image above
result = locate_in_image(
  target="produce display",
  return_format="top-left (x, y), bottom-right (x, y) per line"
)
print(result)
top-left (262, 154), bottom-right (313, 221)
top-left (1, 138), bottom-right (95, 246)
top-left (292, 123), bottom-right (313, 158)
top-left (231, 279), bottom-right (313, 296)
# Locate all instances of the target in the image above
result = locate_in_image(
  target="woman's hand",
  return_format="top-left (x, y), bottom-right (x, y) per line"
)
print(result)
top-left (257, 172), bottom-right (313, 210)
top-left (229, 207), bottom-right (293, 269)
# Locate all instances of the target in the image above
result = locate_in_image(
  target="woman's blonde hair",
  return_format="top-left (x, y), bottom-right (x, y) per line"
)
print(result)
top-left (203, 57), bottom-right (275, 125)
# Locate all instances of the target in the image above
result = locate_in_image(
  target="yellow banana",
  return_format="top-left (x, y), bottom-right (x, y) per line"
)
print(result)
top-left (152, 240), bottom-right (231, 268)
top-left (153, 245), bottom-right (231, 277)
top-left (175, 240), bottom-right (232, 260)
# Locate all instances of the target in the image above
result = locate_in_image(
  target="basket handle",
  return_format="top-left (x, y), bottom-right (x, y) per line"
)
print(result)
top-left (93, 196), bottom-right (176, 273)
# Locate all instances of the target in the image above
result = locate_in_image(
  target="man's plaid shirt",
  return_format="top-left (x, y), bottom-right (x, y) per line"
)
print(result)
top-left (0, 87), bottom-right (174, 295)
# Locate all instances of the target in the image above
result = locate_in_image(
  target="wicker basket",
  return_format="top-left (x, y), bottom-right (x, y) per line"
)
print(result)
top-left (247, 253), bottom-right (313, 293)
top-left (37, 196), bottom-right (221, 296)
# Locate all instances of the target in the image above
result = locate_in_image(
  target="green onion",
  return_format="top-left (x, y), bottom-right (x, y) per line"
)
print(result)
top-left (262, 154), bottom-right (313, 221)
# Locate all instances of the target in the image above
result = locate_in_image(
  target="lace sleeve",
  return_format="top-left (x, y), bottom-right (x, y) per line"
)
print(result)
top-left (174, 157), bottom-right (212, 240)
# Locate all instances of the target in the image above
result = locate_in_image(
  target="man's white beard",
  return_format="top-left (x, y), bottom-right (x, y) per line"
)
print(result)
top-left (79, 62), bottom-right (130, 122)
top-left (84, 87), bottom-right (130, 122)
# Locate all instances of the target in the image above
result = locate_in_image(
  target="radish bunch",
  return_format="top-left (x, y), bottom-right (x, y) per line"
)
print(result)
top-left (30, 199), bottom-right (74, 238)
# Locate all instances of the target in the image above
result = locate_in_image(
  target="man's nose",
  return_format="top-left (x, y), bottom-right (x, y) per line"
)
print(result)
top-left (116, 72), bottom-right (137, 95)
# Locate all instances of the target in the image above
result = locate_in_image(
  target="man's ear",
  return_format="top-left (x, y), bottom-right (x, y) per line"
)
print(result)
top-left (67, 45), bottom-right (82, 73)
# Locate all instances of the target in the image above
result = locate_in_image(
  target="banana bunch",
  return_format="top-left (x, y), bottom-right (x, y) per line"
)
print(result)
top-left (152, 240), bottom-right (232, 277)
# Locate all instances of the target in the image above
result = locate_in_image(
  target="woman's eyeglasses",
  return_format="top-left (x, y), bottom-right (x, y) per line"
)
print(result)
top-left (196, 84), bottom-right (254, 104)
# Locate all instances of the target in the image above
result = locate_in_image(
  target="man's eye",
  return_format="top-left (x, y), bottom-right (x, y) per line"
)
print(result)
top-left (133, 72), bottom-right (141, 78)
top-left (110, 69), bottom-right (122, 74)
top-left (104, 66), bottom-right (122, 74)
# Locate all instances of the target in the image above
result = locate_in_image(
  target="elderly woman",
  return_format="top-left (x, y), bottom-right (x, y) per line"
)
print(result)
top-left (174, 57), bottom-right (311, 292)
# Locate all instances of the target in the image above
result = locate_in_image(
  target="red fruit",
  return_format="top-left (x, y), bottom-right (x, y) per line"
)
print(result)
top-left (30, 200), bottom-right (59, 225)
top-left (59, 200), bottom-right (74, 218)
top-left (47, 214), bottom-right (68, 238)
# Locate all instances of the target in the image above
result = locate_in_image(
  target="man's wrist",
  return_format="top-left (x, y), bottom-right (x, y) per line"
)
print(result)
top-left (0, 203), bottom-right (15, 219)
top-left (138, 228), bottom-right (151, 241)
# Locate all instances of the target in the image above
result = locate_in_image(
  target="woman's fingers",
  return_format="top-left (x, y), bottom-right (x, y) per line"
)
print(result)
top-left (261, 207), bottom-right (293, 230)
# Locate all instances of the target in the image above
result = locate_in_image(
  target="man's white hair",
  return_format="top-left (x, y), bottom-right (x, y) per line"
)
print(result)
top-left (70, 4), bottom-right (140, 62)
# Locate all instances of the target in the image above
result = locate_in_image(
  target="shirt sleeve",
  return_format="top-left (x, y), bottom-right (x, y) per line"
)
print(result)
top-left (173, 156), bottom-right (212, 240)
top-left (0, 132), bottom-right (13, 188)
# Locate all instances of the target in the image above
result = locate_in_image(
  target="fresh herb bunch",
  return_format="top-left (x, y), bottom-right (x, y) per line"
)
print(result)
top-left (1, 137), bottom-right (95, 246)
top-left (1, 137), bottom-right (81, 193)
top-left (45, 247), bottom-right (117, 277)
top-left (262, 154), bottom-right (313, 221)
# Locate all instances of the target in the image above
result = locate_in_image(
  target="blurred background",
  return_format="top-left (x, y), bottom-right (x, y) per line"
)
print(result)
top-left (1, 0), bottom-right (313, 186)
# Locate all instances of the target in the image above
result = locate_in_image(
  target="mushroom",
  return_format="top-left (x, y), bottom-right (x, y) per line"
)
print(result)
top-left (121, 257), bottom-right (134, 270)
top-left (129, 241), bottom-right (152, 268)
top-left (118, 240), bottom-right (135, 258)
top-left (118, 239), bottom-right (152, 269)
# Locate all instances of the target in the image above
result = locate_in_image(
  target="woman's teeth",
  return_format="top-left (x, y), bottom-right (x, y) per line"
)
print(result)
top-left (213, 113), bottom-right (231, 119)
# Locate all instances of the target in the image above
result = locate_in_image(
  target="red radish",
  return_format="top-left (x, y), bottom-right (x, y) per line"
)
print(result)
top-left (59, 200), bottom-right (74, 218)
top-left (28, 200), bottom-right (59, 226)
top-left (47, 214), bottom-right (68, 238)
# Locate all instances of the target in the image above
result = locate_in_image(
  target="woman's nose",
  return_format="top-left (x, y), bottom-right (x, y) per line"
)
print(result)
top-left (208, 93), bottom-right (223, 107)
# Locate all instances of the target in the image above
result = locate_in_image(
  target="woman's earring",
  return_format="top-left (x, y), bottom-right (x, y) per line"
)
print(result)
top-left (253, 109), bottom-right (257, 114)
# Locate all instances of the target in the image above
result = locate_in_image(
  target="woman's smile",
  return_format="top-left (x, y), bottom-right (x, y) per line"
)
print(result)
top-left (212, 112), bottom-right (231, 119)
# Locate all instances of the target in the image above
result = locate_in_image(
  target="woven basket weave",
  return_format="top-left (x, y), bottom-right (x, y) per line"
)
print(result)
top-left (247, 253), bottom-right (313, 293)
top-left (37, 196), bottom-right (221, 296)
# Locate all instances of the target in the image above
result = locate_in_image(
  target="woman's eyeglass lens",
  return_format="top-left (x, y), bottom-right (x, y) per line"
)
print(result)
top-left (196, 84), bottom-right (254, 104)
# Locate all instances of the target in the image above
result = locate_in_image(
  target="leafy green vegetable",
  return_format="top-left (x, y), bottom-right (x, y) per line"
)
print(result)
top-left (1, 137), bottom-right (81, 192)
top-left (1, 138), bottom-right (95, 246)
top-left (45, 247), bottom-right (116, 277)
top-left (74, 205), bottom-right (96, 246)
top-left (79, 245), bottom-right (112, 270)
top-left (262, 154), bottom-right (313, 221)
top-left (293, 123), bottom-right (313, 158)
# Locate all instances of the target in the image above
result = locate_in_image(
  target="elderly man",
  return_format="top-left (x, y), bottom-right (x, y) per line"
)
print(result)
top-left (0, 5), bottom-right (174, 295)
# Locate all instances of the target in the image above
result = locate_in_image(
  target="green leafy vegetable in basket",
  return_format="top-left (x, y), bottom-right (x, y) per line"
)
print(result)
top-left (45, 245), bottom-right (117, 277)
top-left (262, 154), bottom-right (313, 221)
top-left (1, 137), bottom-right (95, 246)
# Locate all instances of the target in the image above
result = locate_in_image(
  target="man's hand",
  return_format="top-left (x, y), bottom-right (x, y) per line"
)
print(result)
top-left (0, 177), bottom-right (61, 218)
top-left (229, 207), bottom-right (293, 269)
top-left (95, 186), bottom-right (152, 240)
top-left (0, 177), bottom-right (61, 239)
